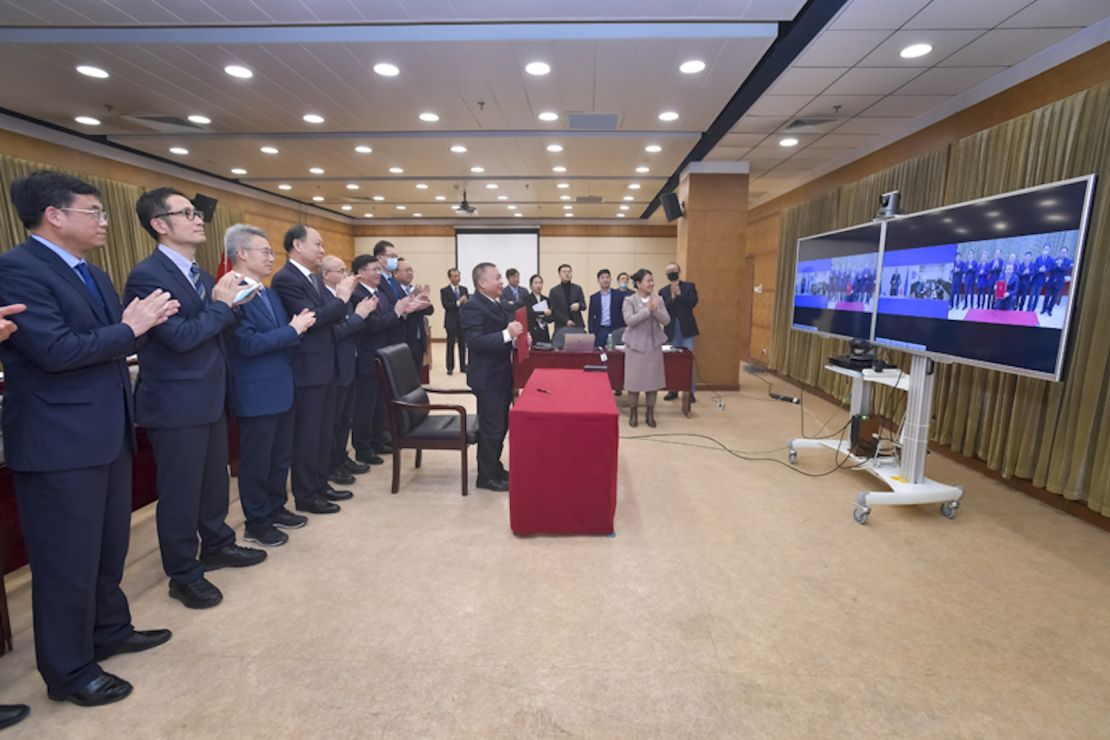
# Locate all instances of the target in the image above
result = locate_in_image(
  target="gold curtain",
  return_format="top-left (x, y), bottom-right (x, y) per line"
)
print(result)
top-left (769, 82), bottom-right (1110, 516)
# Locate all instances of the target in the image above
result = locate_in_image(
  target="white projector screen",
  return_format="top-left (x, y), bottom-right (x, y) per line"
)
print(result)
top-left (456, 230), bottom-right (539, 293)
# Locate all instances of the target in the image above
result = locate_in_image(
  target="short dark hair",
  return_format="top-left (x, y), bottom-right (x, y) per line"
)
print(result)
top-left (352, 254), bottom-right (377, 273)
top-left (282, 224), bottom-right (308, 253)
top-left (506, 268), bottom-right (519, 278)
top-left (1024, 251), bottom-right (1033, 256)
top-left (617, 272), bottom-right (630, 281)
top-left (558, 263), bottom-right (572, 273)
top-left (10, 170), bottom-right (100, 230)
top-left (135, 187), bottom-right (186, 241)
top-left (472, 262), bottom-right (495, 287)
top-left (447, 267), bottom-right (460, 278)
top-left (529, 273), bottom-right (543, 287)
top-left (631, 268), bottom-right (653, 285)
top-left (372, 240), bottom-right (394, 257)
top-left (596, 269), bottom-right (610, 279)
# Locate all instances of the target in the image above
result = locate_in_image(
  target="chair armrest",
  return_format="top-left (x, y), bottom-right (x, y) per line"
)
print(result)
top-left (389, 401), bottom-right (470, 445)
top-left (422, 386), bottom-right (475, 395)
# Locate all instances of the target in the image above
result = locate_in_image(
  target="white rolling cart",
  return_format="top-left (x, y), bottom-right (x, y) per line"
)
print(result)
top-left (787, 354), bottom-right (963, 525)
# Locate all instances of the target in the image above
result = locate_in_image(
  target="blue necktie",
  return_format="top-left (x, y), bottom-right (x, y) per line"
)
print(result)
top-left (257, 287), bottom-right (276, 322)
top-left (73, 261), bottom-right (108, 315)
top-left (189, 262), bottom-right (207, 301)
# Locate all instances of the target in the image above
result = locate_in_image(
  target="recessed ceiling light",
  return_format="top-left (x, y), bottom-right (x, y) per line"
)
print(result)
top-left (900, 43), bottom-right (933, 59)
top-left (563, 205), bottom-right (573, 210)
top-left (557, 183), bottom-right (569, 189)
top-left (993, 222), bottom-right (1007, 230)
top-left (635, 166), bottom-right (650, 174)
top-left (645, 144), bottom-right (662, 153)
top-left (303, 113), bottom-right (325, 124)
top-left (486, 183), bottom-right (498, 189)
top-left (560, 195), bottom-right (572, 201)
top-left (497, 195), bottom-right (508, 201)
top-left (619, 205), bottom-right (630, 211)
top-left (779, 137), bottom-right (799, 147)
top-left (538, 111), bottom-right (559, 122)
top-left (169, 147), bottom-right (189, 156)
top-left (470, 166), bottom-right (485, 173)
top-left (507, 205), bottom-right (517, 210)
top-left (278, 184), bottom-right (292, 191)
top-left (450, 144), bottom-right (468, 153)
top-left (341, 205), bottom-right (352, 211)
top-left (372, 195), bottom-right (385, 201)
top-left (346, 183), bottom-right (360, 190)
top-left (418, 112), bottom-right (440, 123)
top-left (230, 168), bottom-right (247, 175)
top-left (679, 60), bottom-right (706, 75)
top-left (260, 146), bottom-right (279, 154)
top-left (525, 61), bottom-right (551, 76)
top-left (413, 213), bottom-right (423, 218)
top-left (623, 195), bottom-right (634, 201)
top-left (628, 183), bottom-right (641, 190)
top-left (364, 213), bottom-right (375, 218)
top-left (435, 195), bottom-right (447, 201)
top-left (355, 145), bottom-right (373, 154)
top-left (546, 144), bottom-right (564, 153)
top-left (309, 167), bottom-right (325, 174)
top-left (187, 114), bottom-right (211, 125)
top-left (416, 183), bottom-right (429, 190)
top-left (552, 166), bottom-right (567, 173)
top-left (396, 205), bottom-right (406, 210)
top-left (564, 213), bottom-right (574, 218)
top-left (224, 64), bottom-right (253, 79)
top-left (658, 111), bottom-right (679, 122)
top-left (76, 64), bottom-right (109, 79)
top-left (389, 167), bottom-right (404, 174)
top-left (74, 115), bottom-right (101, 126)
top-left (514, 212), bottom-right (523, 217)
top-left (312, 195), bottom-right (325, 202)
top-left (617, 213), bottom-right (626, 218)
top-left (374, 63), bottom-right (400, 77)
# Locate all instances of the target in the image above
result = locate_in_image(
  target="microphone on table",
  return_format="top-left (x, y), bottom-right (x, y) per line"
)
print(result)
top-left (769, 392), bottom-right (800, 404)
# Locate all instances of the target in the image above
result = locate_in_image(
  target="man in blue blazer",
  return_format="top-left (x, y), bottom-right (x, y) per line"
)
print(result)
top-left (588, 268), bottom-right (626, 349)
top-left (125, 187), bottom-right (266, 611)
top-left (271, 225), bottom-right (360, 515)
top-left (440, 268), bottom-right (469, 375)
top-left (659, 262), bottom-right (699, 401)
top-left (225, 224), bottom-right (318, 547)
top-left (461, 263), bottom-right (525, 492)
top-left (0, 171), bottom-right (177, 706)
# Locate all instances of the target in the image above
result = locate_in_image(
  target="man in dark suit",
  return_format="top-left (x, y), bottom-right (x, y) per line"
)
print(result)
top-left (660, 262), bottom-right (699, 401)
top-left (440, 267), bottom-right (468, 375)
top-left (615, 272), bottom-right (632, 295)
top-left (225, 224), bottom-right (317, 547)
top-left (322, 255), bottom-right (373, 484)
top-left (126, 187), bottom-right (267, 610)
top-left (461, 262), bottom-right (525, 492)
top-left (271, 225), bottom-right (360, 515)
top-left (588, 268), bottom-right (626, 349)
top-left (373, 239), bottom-right (405, 304)
top-left (0, 171), bottom-right (177, 706)
top-left (500, 268), bottom-right (526, 309)
top-left (395, 257), bottom-right (435, 369)
top-left (547, 263), bottom-right (586, 333)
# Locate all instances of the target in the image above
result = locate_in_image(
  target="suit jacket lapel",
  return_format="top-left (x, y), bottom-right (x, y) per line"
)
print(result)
top-left (26, 239), bottom-right (110, 324)
top-left (153, 248), bottom-right (203, 309)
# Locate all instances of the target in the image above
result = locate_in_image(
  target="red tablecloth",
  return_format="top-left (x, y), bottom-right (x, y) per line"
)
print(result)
top-left (509, 369), bottom-right (618, 536)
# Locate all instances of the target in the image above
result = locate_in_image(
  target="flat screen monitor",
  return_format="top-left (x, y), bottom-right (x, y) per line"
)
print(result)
top-left (873, 175), bottom-right (1096, 380)
top-left (792, 223), bottom-right (883, 340)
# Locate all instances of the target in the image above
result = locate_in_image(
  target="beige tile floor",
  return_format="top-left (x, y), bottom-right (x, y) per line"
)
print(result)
top-left (2, 366), bottom-right (1110, 739)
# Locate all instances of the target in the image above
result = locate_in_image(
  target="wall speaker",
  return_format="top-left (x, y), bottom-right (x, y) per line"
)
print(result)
top-left (660, 191), bottom-right (684, 221)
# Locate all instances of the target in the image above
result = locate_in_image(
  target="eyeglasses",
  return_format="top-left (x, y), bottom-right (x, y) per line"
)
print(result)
top-left (154, 208), bottom-right (203, 222)
top-left (60, 207), bottom-right (109, 223)
top-left (243, 248), bottom-right (276, 258)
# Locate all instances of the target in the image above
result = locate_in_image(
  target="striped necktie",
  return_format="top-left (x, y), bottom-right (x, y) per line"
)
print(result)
top-left (189, 262), bottom-right (207, 301)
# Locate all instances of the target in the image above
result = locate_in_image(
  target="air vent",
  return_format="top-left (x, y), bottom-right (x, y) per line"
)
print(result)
top-left (121, 114), bottom-right (205, 133)
top-left (784, 117), bottom-right (838, 134)
top-left (575, 195), bottom-right (603, 204)
top-left (568, 112), bottom-right (620, 130)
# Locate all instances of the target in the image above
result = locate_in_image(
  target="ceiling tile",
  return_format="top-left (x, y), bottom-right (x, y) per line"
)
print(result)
top-left (745, 95), bottom-right (814, 118)
top-left (1000, 0), bottom-right (1110, 28)
top-left (792, 30), bottom-right (892, 67)
top-left (903, 0), bottom-right (1032, 29)
top-left (766, 67), bottom-right (849, 95)
top-left (809, 133), bottom-right (881, 149)
top-left (828, 0), bottom-right (931, 30)
top-left (823, 67), bottom-right (924, 95)
top-left (895, 65), bottom-right (1007, 95)
top-left (796, 95), bottom-right (885, 118)
top-left (861, 94), bottom-right (951, 117)
top-left (731, 116), bottom-right (788, 134)
top-left (938, 27), bottom-right (1085, 66)
top-left (703, 147), bottom-right (746, 162)
top-left (856, 29), bottom-right (985, 68)
top-left (832, 117), bottom-right (909, 135)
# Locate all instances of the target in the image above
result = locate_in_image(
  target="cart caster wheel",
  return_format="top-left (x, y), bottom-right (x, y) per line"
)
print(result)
top-left (852, 505), bottom-right (870, 525)
top-left (940, 500), bottom-right (959, 519)
top-left (788, 450), bottom-right (797, 465)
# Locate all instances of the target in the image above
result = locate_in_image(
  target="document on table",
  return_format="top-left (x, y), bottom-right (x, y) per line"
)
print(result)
top-left (531, 300), bottom-right (548, 313)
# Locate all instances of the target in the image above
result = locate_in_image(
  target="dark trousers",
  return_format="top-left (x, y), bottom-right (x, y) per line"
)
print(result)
top-left (13, 446), bottom-right (133, 695)
top-left (237, 410), bottom-right (295, 529)
top-left (351, 371), bottom-right (380, 459)
top-left (146, 416), bottom-right (236, 585)
top-left (476, 388), bottom-right (511, 482)
top-left (594, 326), bottom-right (612, 349)
top-left (291, 382), bottom-right (337, 502)
top-left (445, 325), bottom-right (467, 372)
top-left (331, 381), bottom-right (356, 470)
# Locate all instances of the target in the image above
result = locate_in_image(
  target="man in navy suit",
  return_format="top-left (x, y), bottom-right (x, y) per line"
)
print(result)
top-left (271, 225), bottom-right (360, 515)
top-left (322, 255), bottom-right (374, 484)
top-left (461, 263), bottom-right (525, 492)
top-left (500, 268), bottom-right (526, 310)
top-left (0, 171), bottom-right (177, 706)
top-left (126, 187), bottom-right (267, 610)
top-left (225, 224), bottom-right (318, 547)
top-left (440, 267), bottom-right (468, 375)
top-left (588, 268), bottom-right (626, 348)
top-left (660, 262), bottom-right (699, 401)
top-left (395, 258), bottom-right (435, 369)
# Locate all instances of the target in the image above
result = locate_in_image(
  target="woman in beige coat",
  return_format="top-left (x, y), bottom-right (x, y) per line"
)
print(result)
top-left (621, 268), bottom-right (670, 428)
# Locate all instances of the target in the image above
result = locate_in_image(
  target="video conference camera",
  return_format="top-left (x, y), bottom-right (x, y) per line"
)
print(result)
top-left (875, 190), bottom-right (902, 220)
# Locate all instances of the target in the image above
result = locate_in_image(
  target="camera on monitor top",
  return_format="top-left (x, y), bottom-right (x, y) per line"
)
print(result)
top-left (875, 190), bottom-right (902, 220)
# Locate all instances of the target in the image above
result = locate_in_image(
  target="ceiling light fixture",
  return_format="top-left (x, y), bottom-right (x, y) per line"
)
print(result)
top-left (525, 61), bottom-right (551, 76)
top-left (658, 111), bottom-right (679, 122)
top-left (470, 166), bottom-right (485, 173)
top-left (374, 63), bottom-right (400, 77)
top-left (507, 205), bottom-right (517, 210)
top-left (413, 213), bottom-right (422, 218)
top-left (419, 112), bottom-right (440, 123)
top-left (486, 183), bottom-right (498, 189)
top-left (645, 144), bottom-right (662, 153)
top-left (617, 213), bottom-right (626, 218)
top-left (514, 212), bottom-right (523, 217)
top-left (355, 145), bottom-right (373, 154)
top-left (619, 205), bottom-right (630, 211)
top-left (346, 183), bottom-right (360, 190)
top-left (450, 145), bottom-right (468, 153)
top-left (557, 183), bottom-right (569, 189)
top-left (679, 60), bottom-right (706, 74)
top-left (230, 168), bottom-right (247, 176)
top-left (435, 195), bottom-right (447, 201)
top-left (628, 183), bottom-right (641, 190)
top-left (560, 195), bottom-right (572, 201)
top-left (899, 43), bottom-right (933, 59)
top-left (278, 184), bottom-right (292, 191)
top-left (635, 166), bottom-right (650, 174)
top-left (260, 146), bottom-right (279, 154)
top-left (538, 111), bottom-right (559, 122)
top-left (309, 167), bottom-right (325, 174)
top-left (779, 137), bottom-right (799, 147)
top-left (552, 166), bottom-right (567, 173)
top-left (563, 205), bottom-right (573, 211)
top-left (303, 113), bottom-right (325, 124)
top-left (546, 144), bottom-right (564, 153)
top-left (497, 195), bottom-right (508, 201)
top-left (389, 167), bottom-right (404, 174)
top-left (76, 64), bottom-right (109, 79)
top-left (372, 195), bottom-right (385, 201)
top-left (341, 205), bottom-right (352, 211)
top-left (564, 213), bottom-right (574, 218)
top-left (169, 147), bottom-right (189, 156)
top-left (74, 115), bottom-right (101, 126)
top-left (364, 213), bottom-right (374, 218)
top-left (396, 205), bottom-right (406, 210)
top-left (623, 195), bottom-right (634, 201)
top-left (224, 64), bottom-right (253, 79)
top-left (187, 114), bottom-right (211, 125)
top-left (416, 183), bottom-right (429, 190)
top-left (312, 195), bottom-right (325, 202)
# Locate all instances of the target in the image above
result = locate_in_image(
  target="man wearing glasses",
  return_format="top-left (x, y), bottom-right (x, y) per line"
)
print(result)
top-left (125, 188), bottom-right (266, 611)
top-left (0, 171), bottom-right (179, 707)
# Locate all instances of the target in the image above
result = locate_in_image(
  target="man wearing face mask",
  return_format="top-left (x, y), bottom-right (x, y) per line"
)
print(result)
top-left (373, 240), bottom-right (405, 305)
top-left (659, 262), bottom-right (698, 402)
top-left (615, 272), bottom-right (632, 296)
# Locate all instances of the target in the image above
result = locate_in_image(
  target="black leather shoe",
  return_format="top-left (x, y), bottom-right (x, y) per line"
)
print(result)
top-left (169, 577), bottom-right (223, 609)
top-left (664, 391), bottom-right (679, 401)
top-left (244, 524), bottom-right (289, 548)
top-left (272, 508), bottom-right (308, 529)
top-left (327, 467), bottom-right (356, 485)
top-left (343, 457), bottom-right (370, 475)
top-left (296, 495), bottom-right (340, 514)
top-left (357, 454), bottom-right (385, 466)
top-left (95, 629), bottom-right (172, 661)
top-left (476, 478), bottom-right (509, 492)
top-left (322, 487), bottom-right (353, 502)
top-left (49, 674), bottom-right (132, 707)
top-left (201, 544), bottom-right (267, 571)
top-left (0, 705), bottom-right (29, 729)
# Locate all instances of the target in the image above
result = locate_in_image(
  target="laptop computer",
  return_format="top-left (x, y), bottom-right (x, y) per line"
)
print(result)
top-left (562, 333), bottom-right (597, 351)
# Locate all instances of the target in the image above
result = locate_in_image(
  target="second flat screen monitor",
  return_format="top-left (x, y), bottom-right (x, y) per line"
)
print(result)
top-left (792, 223), bottom-right (882, 340)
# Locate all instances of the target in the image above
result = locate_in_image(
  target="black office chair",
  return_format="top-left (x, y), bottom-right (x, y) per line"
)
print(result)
top-left (610, 327), bottom-right (626, 346)
top-left (374, 344), bottom-right (479, 496)
top-left (552, 327), bottom-right (586, 349)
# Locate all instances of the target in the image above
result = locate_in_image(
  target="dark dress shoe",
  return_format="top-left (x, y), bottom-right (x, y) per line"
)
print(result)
top-left (356, 454), bottom-right (385, 466)
top-left (95, 629), bottom-right (172, 661)
top-left (447, 370), bottom-right (453, 376)
top-left (343, 457), bottom-right (370, 475)
top-left (49, 673), bottom-right (132, 707)
top-left (664, 391), bottom-right (679, 401)
top-left (201, 543), bottom-right (267, 571)
top-left (169, 577), bottom-right (223, 609)
top-left (0, 704), bottom-right (29, 730)
top-left (327, 468), bottom-right (356, 485)
top-left (296, 496), bottom-right (340, 514)
top-left (322, 488), bottom-right (353, 502)
top-left (476, 478), bottom-right (509, 492)
top-left (244, 524), bottom-right (289, 548)
top-left (271, 508), bottom-right (308, 529)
